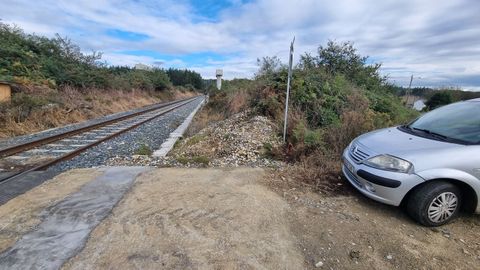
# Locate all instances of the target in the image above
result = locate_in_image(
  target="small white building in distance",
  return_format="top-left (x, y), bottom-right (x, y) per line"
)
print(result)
top-left (413, 99), bottom-right (426, 111)
top-left (216, 69), bottom-right (223, 90)
top-left (135, 63), bottom-right (152, 71)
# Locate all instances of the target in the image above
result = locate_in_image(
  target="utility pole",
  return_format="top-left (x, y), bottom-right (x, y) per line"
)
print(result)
top-left (283, 37), bottom-right (295, 143)
top-left (405, 74), bottom-right (413, 107)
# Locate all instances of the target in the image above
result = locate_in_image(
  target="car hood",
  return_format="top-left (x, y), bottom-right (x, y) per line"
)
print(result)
top-left (356, 127), bottom-right (460, 158)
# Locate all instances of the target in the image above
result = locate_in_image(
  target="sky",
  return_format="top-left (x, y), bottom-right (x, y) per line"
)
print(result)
top-left (1, 0), bottom-right (479, 90)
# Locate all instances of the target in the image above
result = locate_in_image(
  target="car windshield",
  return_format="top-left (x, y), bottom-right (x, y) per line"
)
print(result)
top-left (408, 101), bottom-right (480, 144)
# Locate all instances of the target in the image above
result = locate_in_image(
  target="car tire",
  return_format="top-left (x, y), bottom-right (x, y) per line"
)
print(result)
top-left (406, 181), bottom-right (462, 226)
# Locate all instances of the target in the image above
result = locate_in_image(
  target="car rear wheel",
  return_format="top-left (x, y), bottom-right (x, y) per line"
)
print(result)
top-left (406, 181), bottom-right (461, 226)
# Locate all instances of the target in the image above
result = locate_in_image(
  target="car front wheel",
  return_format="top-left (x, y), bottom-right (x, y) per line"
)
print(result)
top-left (406, 181), bottom-right (461, 226)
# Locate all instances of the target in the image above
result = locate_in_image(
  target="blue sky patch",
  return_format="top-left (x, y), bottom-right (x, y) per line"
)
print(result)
top-left (106, 29), bottom-right (150, 41)
top-left (189, 0), bottom-right (232, 21)
top-left (120, 50), bottom-right (230, 67)
top-left (188, 0), bottom-right (253, 22)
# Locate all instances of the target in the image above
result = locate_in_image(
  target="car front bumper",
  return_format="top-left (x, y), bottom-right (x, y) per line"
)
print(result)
top-left (342, 148), bottom-right (425, 206)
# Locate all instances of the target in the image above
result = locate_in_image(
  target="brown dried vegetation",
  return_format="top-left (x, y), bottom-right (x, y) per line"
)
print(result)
top-left (0, 86), bottom-right (195, 138)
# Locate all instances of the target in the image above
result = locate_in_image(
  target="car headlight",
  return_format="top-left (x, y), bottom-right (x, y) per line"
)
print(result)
top-left (363, 155), bottom-right (412, 173)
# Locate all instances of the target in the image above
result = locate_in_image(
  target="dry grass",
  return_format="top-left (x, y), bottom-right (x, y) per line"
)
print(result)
top-left (282, 150), bottom-right (347, 194)
top-left (156, 87), bottom-right (197, 101)
top-left (0, 86), bottom-right (196, 139)
top-left (184, 89), bottom-right (253, 137)
top-left (185, 107), bottom-right (224, 137)
top-left (275, 91), bottom-right (389, 194)
top-left (227, 89), bottom-right (249, 114)
top-left (182, 86), bottom-right (383, 194)
top-left (181, 86), bottom-right (384, 194)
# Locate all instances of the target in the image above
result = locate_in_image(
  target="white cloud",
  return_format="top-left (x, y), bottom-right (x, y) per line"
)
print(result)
top-left (1, 0), bottom-right (479, 88)
top-left (100, 53), bottom-right (157, 67)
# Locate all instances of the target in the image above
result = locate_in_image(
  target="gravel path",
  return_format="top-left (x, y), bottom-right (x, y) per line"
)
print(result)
top-left (0, 100), bottom-right (179, 151)
top-left (47, 97), bottom-right (204, 173)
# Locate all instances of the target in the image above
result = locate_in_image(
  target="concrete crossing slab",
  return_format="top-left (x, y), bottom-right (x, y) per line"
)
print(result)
top-left (0, 167), bottom-right (150, 269)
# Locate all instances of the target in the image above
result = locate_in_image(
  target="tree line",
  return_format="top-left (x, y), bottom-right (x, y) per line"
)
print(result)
top-left (0, 22), bottom-right (203, 91)
top-left (392, 85), bottom-right (480, 110)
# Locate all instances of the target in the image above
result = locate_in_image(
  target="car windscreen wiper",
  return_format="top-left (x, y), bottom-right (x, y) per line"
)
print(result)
top-left (410, 127), bottom-right (468, 144)
top-left (400, 125), bottom-right (471, 144)
top-left (411, 127), bottom-right (447, 139)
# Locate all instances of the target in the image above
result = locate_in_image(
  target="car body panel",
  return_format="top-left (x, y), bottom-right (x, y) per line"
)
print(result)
top-left (343, 127), bottom-right (480, 214)
top-left (343, 148), bottom-right (425, 206)
top-left (356, 127), bottom-right (457, 155)
top-left (416, 168), bottom-right (480, 213)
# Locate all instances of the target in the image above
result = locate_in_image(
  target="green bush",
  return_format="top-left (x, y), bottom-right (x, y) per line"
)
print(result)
top-left (8, 93), bottom-right (54, 122)
top-left (426, 92), bottom-right (453, 110)
top-left (293, 121), bottom-right (324, 150)
top-left (0, 22), bottom-right (203, 91)
top-left (134, 144), bottom-right (152, 156)
top-left (252, 40), bottom-right (419, 160)
top-left (192, 155), bottom-right (210, 166)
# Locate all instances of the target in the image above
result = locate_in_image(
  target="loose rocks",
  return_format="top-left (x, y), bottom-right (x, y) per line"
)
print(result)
top-left (110, 111), bottom-right (283, 168)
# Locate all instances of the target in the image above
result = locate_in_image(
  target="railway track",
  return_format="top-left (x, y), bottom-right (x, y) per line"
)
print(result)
top-left (0, 96), bottom-right (201, 184)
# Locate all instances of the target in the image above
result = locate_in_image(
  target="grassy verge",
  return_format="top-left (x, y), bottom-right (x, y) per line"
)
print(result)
top-left (0, 86), bottom-right (196, 138)
top-left (176, 155), bottom-right (210, 167)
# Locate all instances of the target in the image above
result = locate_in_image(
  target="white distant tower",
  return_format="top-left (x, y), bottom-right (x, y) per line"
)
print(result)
top-left (216, 69), bottom-right (223, 90)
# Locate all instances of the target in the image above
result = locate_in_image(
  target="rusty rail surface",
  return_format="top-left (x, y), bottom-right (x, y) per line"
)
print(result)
top-left (0, 96), bottom-right (201, 184)
top-left (0, 97), bottom-right (198, 158)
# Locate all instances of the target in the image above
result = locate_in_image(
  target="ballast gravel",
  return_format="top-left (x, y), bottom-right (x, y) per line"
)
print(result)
top-left (0, 100), bottom-right (178, 151)
top-left (47, 97), bottom-right (204, 173)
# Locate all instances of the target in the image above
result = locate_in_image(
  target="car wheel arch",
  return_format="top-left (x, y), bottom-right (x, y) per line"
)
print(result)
top-left (401, 178), bottom-right (478, 213)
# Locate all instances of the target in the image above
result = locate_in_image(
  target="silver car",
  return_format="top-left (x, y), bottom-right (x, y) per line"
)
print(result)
top-left (342, 98), bottom-right (480, 226)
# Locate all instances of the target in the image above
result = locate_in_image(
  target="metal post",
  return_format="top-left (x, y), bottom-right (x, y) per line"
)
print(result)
top-left (283, 37), bottom-right (295, 143)
top-left (406, 74), bottom-right (413, 107)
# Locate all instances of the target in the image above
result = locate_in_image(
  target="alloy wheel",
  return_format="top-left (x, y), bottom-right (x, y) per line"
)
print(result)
top-left (427, 192), bottom-right (458, 223)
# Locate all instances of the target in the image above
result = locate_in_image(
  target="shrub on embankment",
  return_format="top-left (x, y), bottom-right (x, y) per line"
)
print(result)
top-left (205, 41), bottom-right (418, 192)
top-left (0, 22), bottom-right (204, 92)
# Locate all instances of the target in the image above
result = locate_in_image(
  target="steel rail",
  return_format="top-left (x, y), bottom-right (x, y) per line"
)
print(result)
top-left (0, 96), bottom-right (199, 158)
top-left (0, 96), bottom-right (201, 184)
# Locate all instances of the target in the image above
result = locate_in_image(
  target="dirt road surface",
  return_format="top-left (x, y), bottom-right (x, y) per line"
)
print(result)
top-left (63, 168), bottom-right (304, 269)
top-left (0, 167), bottom-right (478, 269)
top-left (272, 182), bottom-right (480, 269)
